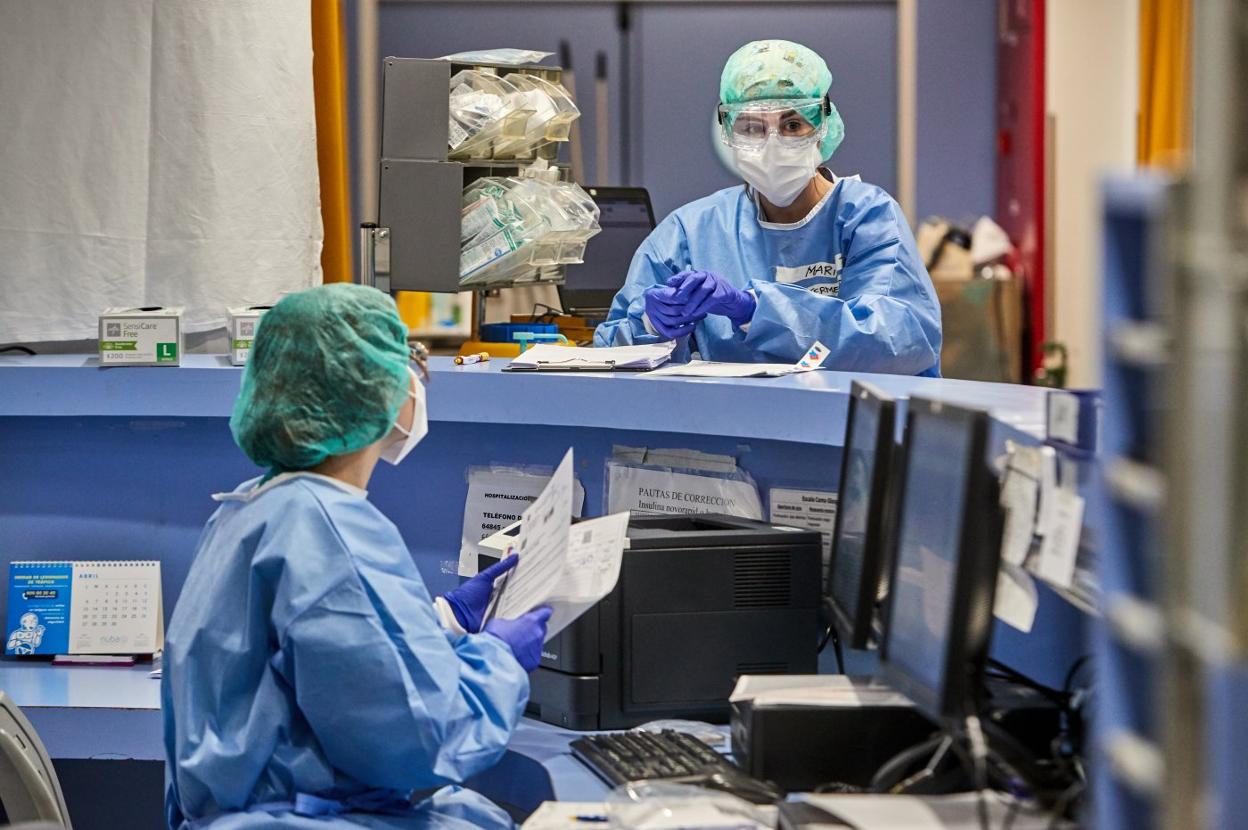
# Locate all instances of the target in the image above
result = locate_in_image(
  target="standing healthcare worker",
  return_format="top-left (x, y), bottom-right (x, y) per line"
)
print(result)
top-left (595, 40), bottom-right (943, 377)
top-left (162, 284), bottom-right (550, 830)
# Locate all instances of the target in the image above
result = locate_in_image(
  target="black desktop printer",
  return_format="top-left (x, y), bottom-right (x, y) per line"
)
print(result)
top-left (479, 514), bottom-right (822, 730)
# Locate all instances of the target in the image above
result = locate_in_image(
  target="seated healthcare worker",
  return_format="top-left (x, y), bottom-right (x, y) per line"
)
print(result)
top-left (162, 284), bottom-right (551, 830)
top-left (594, 39), bottom-right (943, 377)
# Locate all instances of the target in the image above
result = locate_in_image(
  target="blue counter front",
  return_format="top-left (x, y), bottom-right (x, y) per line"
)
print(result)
top-left (0, 355), bottom-right (1080, 828)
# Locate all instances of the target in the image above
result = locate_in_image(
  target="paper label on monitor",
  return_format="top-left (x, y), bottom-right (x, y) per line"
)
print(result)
top-left (994, 563), bottom-right (1039, 633)
top-left (1031, 489), bottom-right (1085, 589)
top-left (998, 471), bottom-right (1039, 566)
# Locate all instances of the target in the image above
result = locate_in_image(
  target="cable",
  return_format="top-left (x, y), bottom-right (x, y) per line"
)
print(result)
top-left (0, 345), bottom-right (36, 355)
top-left (965, 715), bottom-right (991, 830)
top-left (868, 733), bottom-right (947, 793)
top-left (528, 303), bottom-right (565, 323)
top-left (816, 625), bottom-right (833, 653)
top-left (831, 627), bottom-right (846, 675)
top-left (1062, 655), bottom-right (1092, 695)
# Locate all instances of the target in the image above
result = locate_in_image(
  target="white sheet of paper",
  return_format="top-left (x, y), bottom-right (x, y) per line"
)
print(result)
top-left (769, 488), bottom-right (838, 579)
top-left (1032, 489), bottom-right (1085, 589)
top-left (607, 464), bottom-right (763, 519)
top-left (458, 469), bottom-right (585, 577)
top-left (493, 450), bottom-right (575, 621)
top-left (994, 562), bottom-right (1039, 633)
top-left (543, 512), bottom-right (630, 639)
top-left (644, 341), bottom-right (829, 378)
top-left (644, 361), bottom-right (801, 378)
top-left (797, 793), bottom-right (1046, 829)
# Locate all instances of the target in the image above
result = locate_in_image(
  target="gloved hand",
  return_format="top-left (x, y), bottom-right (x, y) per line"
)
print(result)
top-left (442, 555), bottom-right (517, 634)
top-left (484, 606), bottom-right (553, 672)
top-left (643, 285), bottom-right (699, 339)
top-left (667, 270), bottom-right (757, 327)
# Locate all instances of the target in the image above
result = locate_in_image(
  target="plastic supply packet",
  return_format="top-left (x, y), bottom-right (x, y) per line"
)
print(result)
top-left (605, 782), bottom-right (774, 830)
top-left (441, 48), bottom-right (554, 66)
top-left (634, 720), bottom-right (727, 747)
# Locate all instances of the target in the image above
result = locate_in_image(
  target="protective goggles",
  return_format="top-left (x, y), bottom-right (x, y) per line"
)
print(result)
top-left (717, 97), bottom-right (830, 150)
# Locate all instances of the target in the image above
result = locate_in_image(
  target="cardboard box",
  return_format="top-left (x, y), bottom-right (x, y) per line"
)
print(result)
top-left (227, 306), bottom-right (272, 366)
top-left (98, 307), bottom-right (184, 366)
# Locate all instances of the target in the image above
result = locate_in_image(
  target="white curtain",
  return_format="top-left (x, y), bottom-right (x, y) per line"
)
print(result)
top-left (0, 1), bottom-right (322, 343)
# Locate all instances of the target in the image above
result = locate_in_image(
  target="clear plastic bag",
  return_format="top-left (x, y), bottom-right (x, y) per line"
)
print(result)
top-left (605, 782), bottom-right (774, 830)
top-left (441, 48), bottom-right (554, 66)
top-left (634, 720), bottom-right (728, 748)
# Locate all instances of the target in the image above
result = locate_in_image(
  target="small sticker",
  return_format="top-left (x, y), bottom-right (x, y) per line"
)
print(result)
top-left (1048, 391), bottom-right (1080, 444)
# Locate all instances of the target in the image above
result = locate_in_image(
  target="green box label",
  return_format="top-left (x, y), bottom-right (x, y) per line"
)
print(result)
top-left (231, 340), bottom-right (252, 350)
top-left (156, 342), bottom-right (178, 362)
top-left (100, 341), bottom-right (137, 351)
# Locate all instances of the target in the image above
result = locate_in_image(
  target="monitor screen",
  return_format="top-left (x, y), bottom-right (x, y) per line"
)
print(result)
top-left (884, 409), bottom-right (973, 700)
top-left (828, 392), bottom-right (882, 631)
top-left (559, 189), bottom-right (655, 312)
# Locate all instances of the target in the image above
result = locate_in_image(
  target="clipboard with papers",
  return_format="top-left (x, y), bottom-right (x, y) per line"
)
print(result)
top-left (502, 343), bottom-right (676, 373)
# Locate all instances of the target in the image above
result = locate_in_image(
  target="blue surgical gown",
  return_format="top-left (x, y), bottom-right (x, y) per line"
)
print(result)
top-left (162, 473), bottom-right (528, 830)
top-left (594, 176), bottom-right (943, 377)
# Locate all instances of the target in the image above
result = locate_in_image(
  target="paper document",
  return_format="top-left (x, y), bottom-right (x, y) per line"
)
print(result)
top-left (644, 341), bottom-right (830, 378)
top-left (486, 449), bottom-right (630, 641)
top-left (509, 342), bottom-right (675, 370)
top-left (794, 793), bottom-right (1051, 829)
top-left (729, 674), bottom-right (912, 708)
top-left (544, 512), bottom-right (630, 637)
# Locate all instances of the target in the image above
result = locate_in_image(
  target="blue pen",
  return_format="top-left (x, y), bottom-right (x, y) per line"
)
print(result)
top-left (574, 816), bottom-right (608, 823)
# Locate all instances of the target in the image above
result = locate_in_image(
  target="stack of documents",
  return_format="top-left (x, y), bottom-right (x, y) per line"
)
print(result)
top-left (506, 342), bottom-right (676, 372)
top-left (645, 341), bottom-right (830, 378)
top-left (730, 674), bottom-right (913, 708)
top-left (484, 449), bottom-right (630, 640)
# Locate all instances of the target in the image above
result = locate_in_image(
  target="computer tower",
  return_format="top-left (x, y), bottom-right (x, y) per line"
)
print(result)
top-left (479, 514), bottom-right (822, 730)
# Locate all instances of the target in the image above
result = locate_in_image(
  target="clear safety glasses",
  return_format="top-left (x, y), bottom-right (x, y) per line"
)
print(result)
top-left (717, 97), bottom-right (828, 151)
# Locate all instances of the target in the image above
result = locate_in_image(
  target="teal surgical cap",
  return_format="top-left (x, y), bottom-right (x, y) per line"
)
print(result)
top-left (230, 284), bottom-right (411, 473)
top-left (720, 39), bottom-right (845, 161)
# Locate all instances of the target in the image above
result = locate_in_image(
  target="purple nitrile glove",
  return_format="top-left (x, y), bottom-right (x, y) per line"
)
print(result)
top-left (643, 285), bottom-right (699, 339)
top-left (442, 554), bottom-right (517, 634)
top-left (484, 606), bottom-right (553, 672)
top-left (669, 270), bottom-right (756, 327)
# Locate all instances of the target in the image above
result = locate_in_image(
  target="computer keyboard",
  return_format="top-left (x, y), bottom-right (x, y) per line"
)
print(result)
top-left (570, 729), bottom-right (784, 805)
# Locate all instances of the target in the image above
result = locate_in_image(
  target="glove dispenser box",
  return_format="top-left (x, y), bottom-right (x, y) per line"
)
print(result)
top-left (479, 514), bottom-right (822, 730)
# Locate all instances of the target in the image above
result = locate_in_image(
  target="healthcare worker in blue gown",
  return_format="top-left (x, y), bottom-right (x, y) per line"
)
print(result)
top-left (594, 39), bottom-right (943, 377)
top-left (162, 284), bottom-right (551, 830)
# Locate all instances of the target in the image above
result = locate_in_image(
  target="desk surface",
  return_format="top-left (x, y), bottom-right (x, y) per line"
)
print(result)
top-left (0, 354), bottom-right (1050, 443)
top-left (0, 660), bottom-right (607, 801)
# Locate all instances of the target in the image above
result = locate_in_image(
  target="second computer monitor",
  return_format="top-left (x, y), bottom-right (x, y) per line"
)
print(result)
top-left (826, 380), bottom-right (897, 650)
top-left (878, 396), bottom-right (1003, 723)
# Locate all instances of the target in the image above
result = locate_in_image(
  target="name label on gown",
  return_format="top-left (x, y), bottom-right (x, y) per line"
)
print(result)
top-left (775, 255), bottom-right (844, 298)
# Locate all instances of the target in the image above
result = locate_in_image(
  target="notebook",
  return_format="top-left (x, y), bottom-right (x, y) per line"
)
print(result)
top-left (5, 561), bottom-right (163, 656)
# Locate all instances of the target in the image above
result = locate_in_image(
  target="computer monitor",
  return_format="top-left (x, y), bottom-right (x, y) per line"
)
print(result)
top-left (878, 396), bottom-right (1003, 722)
top-left (557, 187), bottom-right (656, 317)
top-left (825, 380), bottom-right (898, 650)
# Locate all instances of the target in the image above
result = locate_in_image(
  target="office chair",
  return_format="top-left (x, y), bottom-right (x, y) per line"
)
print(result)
top-left (0, 691), bottom-right (72, 829)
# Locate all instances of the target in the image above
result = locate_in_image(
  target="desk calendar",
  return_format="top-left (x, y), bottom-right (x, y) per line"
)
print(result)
top-left (5, 561), bottom-right (163, 656)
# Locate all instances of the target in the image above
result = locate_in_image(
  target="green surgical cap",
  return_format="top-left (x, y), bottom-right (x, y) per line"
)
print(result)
top-left (230, 284), bottom-right (411, 473)
top-left (720, 39), bottom-right (845, 161)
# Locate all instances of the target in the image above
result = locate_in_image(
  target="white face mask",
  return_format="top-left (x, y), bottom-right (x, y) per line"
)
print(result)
top-left (380, 367), bottom-right (428, 466)
top-left (733, 138), bottom-right (822, 208)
